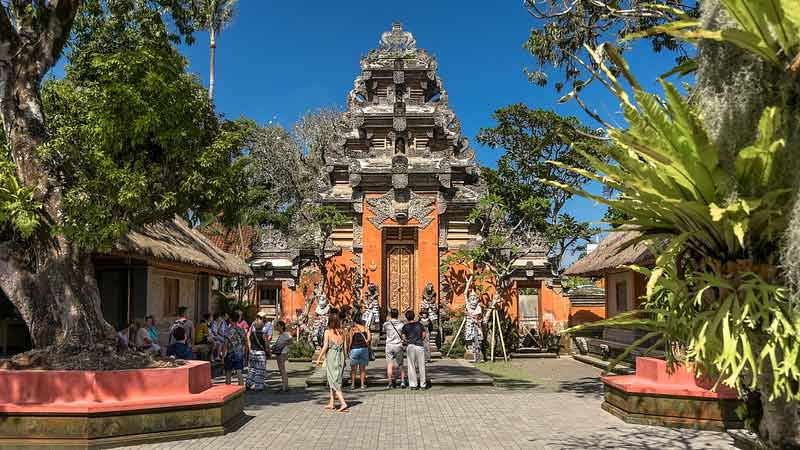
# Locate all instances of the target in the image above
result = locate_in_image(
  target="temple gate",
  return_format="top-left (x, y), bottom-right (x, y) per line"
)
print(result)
top-left (249, 23), bottom-right (551, 326)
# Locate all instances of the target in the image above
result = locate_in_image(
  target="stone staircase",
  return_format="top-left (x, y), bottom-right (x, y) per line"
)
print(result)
top-left (373, 324), bottom-right (442, 360)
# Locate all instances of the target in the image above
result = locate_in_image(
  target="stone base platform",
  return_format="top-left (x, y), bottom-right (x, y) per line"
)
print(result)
top-left (306, 358), bottom-right (493, 387)
top-left (601, 357), bottom-right (742, 432)
top-left (0, 361), bottom-right (244, 449)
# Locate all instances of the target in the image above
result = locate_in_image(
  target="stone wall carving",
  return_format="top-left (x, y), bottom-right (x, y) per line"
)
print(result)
top-left (438, 218), bottom-right (448, 250)
top-left (408, 191), bottom-right (435, 229)
top-left (255, 225), bottom-right (289, 251)
top-left (353, 220), bottom-right (363, 250)
top-left (366, 189), bottom-right (435, 229)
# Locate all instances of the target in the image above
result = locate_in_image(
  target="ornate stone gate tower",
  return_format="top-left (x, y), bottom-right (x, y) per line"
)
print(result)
top-left (250, 23), bottom-right (549, 324)
top-left (319, 22), bottom-right (486, 314)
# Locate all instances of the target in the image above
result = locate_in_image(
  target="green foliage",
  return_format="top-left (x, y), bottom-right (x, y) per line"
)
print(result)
top-left (481, 309), bottom-right (520, 357)
top-left (557, 44), bottom-right (800, 400)
top-left (287, 340), bottom-right (315, 359)
top-left (523, 0), bottom-right (698, 89)
top-left (477, 106), bottom-right (600, 272)
top-left (0, 140), bottom-right (43, 239)
top-left (192, 0), bottom-right (238, 33)
top-left (630, 0), bottom-right (800, 69)
top-left (443, 310), bottom-right (467, 358)
top-left (39, 5), bottom-right (254, 250)
top-left (214, 292), bottom-right (255, 323)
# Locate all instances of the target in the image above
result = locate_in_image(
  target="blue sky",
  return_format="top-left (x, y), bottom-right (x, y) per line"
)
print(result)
top-left (175, 2), bottom-right (677, 255)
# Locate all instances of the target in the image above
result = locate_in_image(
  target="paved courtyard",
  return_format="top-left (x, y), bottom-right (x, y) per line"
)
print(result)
top-left (121, 358), bottom-right (735, 450)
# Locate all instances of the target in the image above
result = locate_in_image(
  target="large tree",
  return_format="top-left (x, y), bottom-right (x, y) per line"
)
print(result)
top-left (192, 0), bottom-right (237, 101)
top-left (524, 0), bottom-right (699, 90)
top-left (247, 108), bottom-right (349, 290)
top-left (477, 105), bottom-right (601, 274)
top-left (0, 0), bottom-right (251, 364)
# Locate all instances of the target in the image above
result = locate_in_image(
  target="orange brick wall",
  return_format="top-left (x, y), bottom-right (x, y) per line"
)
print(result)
top-left (266, 193), bottom-right (528, 323)
top-left (440, 260), bottom-right (519, 321)
top-left (568, 304), bottom-right (606, 327)
top-left (539, 281), bottom-right (570, 328)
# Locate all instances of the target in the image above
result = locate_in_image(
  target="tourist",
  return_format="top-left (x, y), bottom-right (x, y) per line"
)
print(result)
top-left (196, 313), bottom-right (210, 345)
top-left (401, 310), bottom-right (428, 390)
top-left (271, 320), bottom-right (293, 392)
top-left (117, 322), bottom-right (133, 350)
top-left (145, 315), bottom-right (161, 354)
top-left (235, 309), bottom-right (249, 332)
top-left (315, 315), bottom-right (348, 412)
top-left (245, 312), bottom-right (271, 391)
top-left (235, 309), bottom-right (249, 363)
top-left (208, 312), bottom-right (224, 360)
top-left (347, 315), bottom-right (371, 389)
top-left (133, 318), bottom-right (157, 353)
top-left (383, 308), bottom-right (407, 389)
top-left (169, 306), bottom-right (194, 345)
top-left (166, 326), bottom-right (194, 360)
top-left (223, 312), bottom-right (245, 386)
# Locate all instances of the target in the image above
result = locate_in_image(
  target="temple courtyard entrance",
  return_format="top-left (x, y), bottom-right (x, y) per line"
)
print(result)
top-left (118, 358), bottom-right (734, 450)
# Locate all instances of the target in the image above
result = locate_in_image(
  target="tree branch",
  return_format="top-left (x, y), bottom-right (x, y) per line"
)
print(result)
top-left (38, 0), bottom-right (82, 75)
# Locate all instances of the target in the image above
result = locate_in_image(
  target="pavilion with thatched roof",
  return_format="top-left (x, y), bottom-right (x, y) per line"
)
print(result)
top-left (93, 216), bottom-right (252, 332)
top-left (564, 231), bottom-right (654, 347)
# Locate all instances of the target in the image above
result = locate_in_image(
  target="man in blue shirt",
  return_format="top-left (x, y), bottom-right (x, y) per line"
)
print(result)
top-left (166, 326), bottom-right (194, 360)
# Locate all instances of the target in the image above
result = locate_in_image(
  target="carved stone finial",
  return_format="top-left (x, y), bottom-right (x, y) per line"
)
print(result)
top-left (379, 22), bottom-right (417, 53)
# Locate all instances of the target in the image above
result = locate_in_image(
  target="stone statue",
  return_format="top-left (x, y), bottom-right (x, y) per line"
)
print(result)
top-left (464, 290), bottom-right (483, 363)
top-left (438, 274), bottom-right (452, 322)
top-left (362, 282), bottom-right (380, 329)
top-left (313, 283), bottom-right (331, 348)
top-left (351, 267), bottom-right (364, 315)
top-left (420, 282), bottom-right (437, 321)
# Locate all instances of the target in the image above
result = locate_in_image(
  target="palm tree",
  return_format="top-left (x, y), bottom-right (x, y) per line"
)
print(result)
top-left (193, 0), bottom-right (238, 101)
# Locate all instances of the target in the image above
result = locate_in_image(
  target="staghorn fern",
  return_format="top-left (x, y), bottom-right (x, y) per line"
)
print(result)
top-left (552, 42), bottom-right (799, 400)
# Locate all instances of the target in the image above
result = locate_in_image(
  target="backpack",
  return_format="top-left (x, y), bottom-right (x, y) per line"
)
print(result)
top-left (168, 318), bottom-right (187, 344)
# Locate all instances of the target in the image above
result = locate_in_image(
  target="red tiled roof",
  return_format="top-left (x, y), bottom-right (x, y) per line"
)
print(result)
top-left (200, 223), bottom-right (256, 260)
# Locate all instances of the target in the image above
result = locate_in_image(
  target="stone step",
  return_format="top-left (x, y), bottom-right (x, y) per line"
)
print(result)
top-left (572, 354), bottom-right (635, 375)
top-left (511, 352), bottom-right (558, 359)
top-left (305, 358), bottom-right (493, 387)
top-left (373, 350), bottom-right (442, 359)
top-left (516, 347), bottom-right (551, 354)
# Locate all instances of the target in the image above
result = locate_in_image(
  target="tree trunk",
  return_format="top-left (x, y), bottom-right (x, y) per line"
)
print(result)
top-left (0, 243), bottom-right (116, 350)
top-left (695, 2), bottom-right (800, 447)
top-left (208, 27), bottom-right (216, 101)
top-left (0, 17), bottom-right (117, 353)
top-left (758, 369), bottom-right (800, 449)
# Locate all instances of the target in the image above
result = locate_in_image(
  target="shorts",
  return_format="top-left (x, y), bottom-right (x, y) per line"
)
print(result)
top-left (350, 347), bottom-right (369, 367)
top-left (224, 351), bottom-right (244, 371)
top-left (385, 344), bottom-right (404, 367)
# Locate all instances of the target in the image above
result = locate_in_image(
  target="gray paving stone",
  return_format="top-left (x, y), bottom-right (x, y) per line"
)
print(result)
top-left (118, 359), bottom-right (734, 450)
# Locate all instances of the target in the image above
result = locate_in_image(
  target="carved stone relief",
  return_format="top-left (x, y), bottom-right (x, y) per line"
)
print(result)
top-left (366, 189), bottom-right (435, 229)
top-left (438, 218), bottom-right (448, 250)
top-left (353, 221), bottom-right (363, 250)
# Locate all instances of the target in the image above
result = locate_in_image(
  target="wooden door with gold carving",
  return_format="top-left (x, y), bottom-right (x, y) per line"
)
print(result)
top-left (386, 245), bottom-right (414, 313)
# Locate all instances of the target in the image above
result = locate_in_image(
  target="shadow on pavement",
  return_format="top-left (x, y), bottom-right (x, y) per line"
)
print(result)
top-left (541, 425), bottom-right (732, 449)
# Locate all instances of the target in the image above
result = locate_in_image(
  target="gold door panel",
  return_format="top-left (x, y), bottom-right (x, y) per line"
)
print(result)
top-left (387, 245), bottom-right (414, 313)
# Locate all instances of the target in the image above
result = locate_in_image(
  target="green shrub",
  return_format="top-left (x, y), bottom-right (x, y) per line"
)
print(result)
top-left (287, 340), bottom-right (314, 359)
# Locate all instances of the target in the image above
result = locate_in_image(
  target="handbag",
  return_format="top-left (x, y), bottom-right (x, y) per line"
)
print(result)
top-left (359, 331), bottom-right (375, 360)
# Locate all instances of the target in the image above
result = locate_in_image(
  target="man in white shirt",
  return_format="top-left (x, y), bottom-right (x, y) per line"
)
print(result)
top-left (382, 308), bottom-right (407, 389)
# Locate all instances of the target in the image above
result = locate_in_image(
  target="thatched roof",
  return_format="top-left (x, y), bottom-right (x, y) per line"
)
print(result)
top-left (112, 217), bottom-right (253, 276)
top-left (563, 231), bottom-right (653, 277)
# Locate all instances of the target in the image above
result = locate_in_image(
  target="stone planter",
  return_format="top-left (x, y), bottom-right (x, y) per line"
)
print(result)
top-left (601, 357), bottom-right (742, 431)
top-left (0, 361), bottom-right (244, 449)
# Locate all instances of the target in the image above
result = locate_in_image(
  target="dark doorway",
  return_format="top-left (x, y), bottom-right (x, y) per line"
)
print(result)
top-left (0, 290), bottom-right (32, 356)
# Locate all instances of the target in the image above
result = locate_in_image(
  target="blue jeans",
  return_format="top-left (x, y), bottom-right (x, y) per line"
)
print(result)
top-left (350, 347), bottom-right (369, 367)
